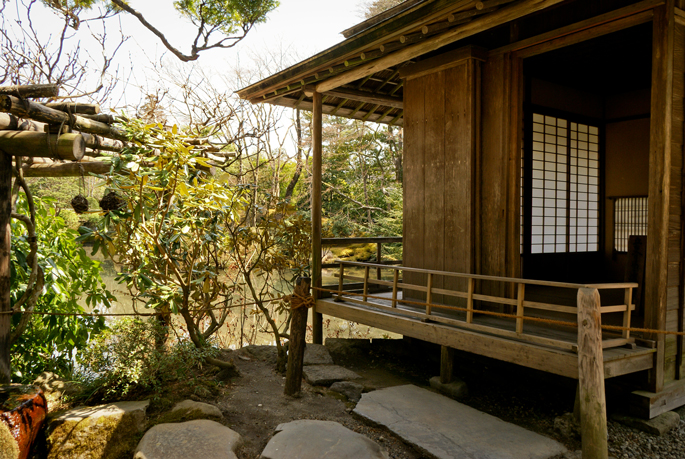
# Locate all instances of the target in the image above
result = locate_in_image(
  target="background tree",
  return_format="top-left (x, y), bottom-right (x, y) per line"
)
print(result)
top-left (360, 0), bottom-right (405, 19)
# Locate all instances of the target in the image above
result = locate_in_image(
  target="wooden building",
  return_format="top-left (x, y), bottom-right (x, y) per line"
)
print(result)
top-left (238, 0), bottom-right (685, 419)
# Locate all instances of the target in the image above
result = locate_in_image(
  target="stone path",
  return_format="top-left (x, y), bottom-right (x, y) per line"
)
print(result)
top-left (354, 385), bottom-right (567, 459)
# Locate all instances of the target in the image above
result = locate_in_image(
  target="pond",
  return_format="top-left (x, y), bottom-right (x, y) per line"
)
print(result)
top-left (83, 253), bottom-right (399, 348)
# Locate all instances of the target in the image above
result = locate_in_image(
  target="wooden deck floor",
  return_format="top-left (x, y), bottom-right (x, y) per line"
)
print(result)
top-left (316, 290), bottom-right (655, 380)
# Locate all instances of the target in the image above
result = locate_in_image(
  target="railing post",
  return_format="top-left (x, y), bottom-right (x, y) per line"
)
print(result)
top-left (392, 269), bottom-right (399, 308)
top-left (623, 287), bottom-right (633, 339)
top-left (516, 283), bottom-right (525, 334)
top-left (363, 265), bottom-right (370, 302)
top-left (334, 262), bottom-right (345, 302)
top-left (577, 287), bottom-right (608, 459)
top-left (466, 278), bottom-right (475, 323)
top-left (426, 273), bottom-right (433, 315)
top-left (376, 242), bottom-right (382, 280)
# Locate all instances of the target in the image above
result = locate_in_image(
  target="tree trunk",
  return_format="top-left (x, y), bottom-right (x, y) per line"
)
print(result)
top-left (0, 152), bottom-right (12, 384)
top-left (284, 277), bottom-right (311, 396)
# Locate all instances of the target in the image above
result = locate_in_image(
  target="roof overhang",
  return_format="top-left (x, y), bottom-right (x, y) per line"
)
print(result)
top-left (237, 0), bottom-right (565, 126)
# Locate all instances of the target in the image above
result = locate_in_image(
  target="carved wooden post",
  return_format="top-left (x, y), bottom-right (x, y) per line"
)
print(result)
top-left (577, 287), bottom-right (608, 459)
top-left (284, 277), bottom-right (312, 397)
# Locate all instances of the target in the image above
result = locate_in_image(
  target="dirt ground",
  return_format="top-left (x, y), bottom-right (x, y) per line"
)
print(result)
top-left (216, 344), bottom-right (425, 459)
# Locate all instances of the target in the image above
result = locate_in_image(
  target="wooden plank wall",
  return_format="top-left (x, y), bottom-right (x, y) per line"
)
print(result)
top-left (402, 53), bottom-right (481, 303)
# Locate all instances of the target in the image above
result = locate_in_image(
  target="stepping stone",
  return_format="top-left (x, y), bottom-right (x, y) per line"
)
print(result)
top-left (47, 400), bottom-right (149, 459)
top-left (354, 385), bottom-right (566, 459)
top-left (260, 420), bottom-right (388, 459)
top-left (330, 381), bottom-right (364, 402)
top-left (302, 365), bottom-right (361, 386)
top-left (303, 344), bottom-right (333, 365)
top-left (135, 419), bottom-right (241, 459)
top-left (611, 411), bottom-right (681, 436)
top-left (172, 400), bottom-right (223, 419)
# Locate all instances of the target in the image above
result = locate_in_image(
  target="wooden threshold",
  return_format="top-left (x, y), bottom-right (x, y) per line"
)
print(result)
top-left (316, 297), bottom-right (655, 380)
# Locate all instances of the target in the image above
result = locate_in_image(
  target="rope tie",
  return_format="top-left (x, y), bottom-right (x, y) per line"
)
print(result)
top-left (284, 292), bottom-right (315, 310)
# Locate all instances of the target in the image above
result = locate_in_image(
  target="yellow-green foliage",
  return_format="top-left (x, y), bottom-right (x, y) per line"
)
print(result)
top-left (330, 243), bottom-right (377, 262)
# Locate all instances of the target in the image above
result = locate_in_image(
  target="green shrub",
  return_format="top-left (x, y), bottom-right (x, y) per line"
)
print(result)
top-left (75, 318), bottom-right (219, 403)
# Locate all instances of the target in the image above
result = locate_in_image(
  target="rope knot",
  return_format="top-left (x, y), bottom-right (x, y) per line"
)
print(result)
top-left (287, 292), bottom-right (314, 310)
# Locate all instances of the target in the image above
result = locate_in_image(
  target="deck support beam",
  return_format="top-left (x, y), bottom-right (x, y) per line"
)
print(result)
top-left (440, 346), bottom-right (456, 384)
top-left (312, 92), bottom-right (323, 345)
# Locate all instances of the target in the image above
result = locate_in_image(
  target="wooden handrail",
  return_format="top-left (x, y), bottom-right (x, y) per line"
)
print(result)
top-left (322, 236), bottom-right (402, 245)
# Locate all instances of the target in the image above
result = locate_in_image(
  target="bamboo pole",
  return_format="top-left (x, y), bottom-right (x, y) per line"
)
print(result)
top-left (0, 114), bottom-right (42, 131)
top-left (16, 161), bottom-right (111, 177)
top-left (311, 92), bottom-right (323, 345)
top-left (284, 277), bottom-right (311, 397)
top-left (0, 131), bottom-right (85, 161)
top-left (577, 287), bottom-right (608, 459)
top-left (0, 152), bottom-right (11, 384)
top-left (0, 95), bottom-right (127, 141)
top-left (44, 102), bottom-right (99, 115)
top-left (0, 84), bottom-right (58, 98)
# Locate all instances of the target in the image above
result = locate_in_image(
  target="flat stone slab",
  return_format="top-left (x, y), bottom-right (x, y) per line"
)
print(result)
top-left (303, 344), bottom-right (334, 365)
top-left (260, 420), bottom-right (389, 459)
top-left (354, 385), bottom-right (567, 459)
top-left (302, 365), bottom-right (361, 386)
top-left (135, 419), bottom-right (241, 459)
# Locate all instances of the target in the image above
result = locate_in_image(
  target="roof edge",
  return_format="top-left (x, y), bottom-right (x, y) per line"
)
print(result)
top-left (340, 0), bottom-right (429, 38)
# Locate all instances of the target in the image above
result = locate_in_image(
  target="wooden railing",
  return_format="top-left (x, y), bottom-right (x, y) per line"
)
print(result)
top-left (331, 261), bottom-right (637, 352)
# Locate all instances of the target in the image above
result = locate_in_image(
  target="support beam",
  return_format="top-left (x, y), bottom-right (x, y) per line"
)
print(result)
top-left (323, 88), bottom-right (403, 109)
top-left (0, 95), bottom-right (127, 141)
top-left (16, 161), bottom-right (111, 177)
top-left (0, 152), bottom-right (10, 384)
top-left (312, 92), bottom-right (323, 345)
top-left (315, 0), bottom-right (564, 92)
top-left (0, 84), bottom-right (58, 99)
top-left (0, 131), bottom-right (85, 161)
top-left (440, 346), bottom-right (455, 384)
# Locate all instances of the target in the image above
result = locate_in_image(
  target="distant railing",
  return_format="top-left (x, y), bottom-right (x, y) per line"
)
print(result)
top-left (321, 236), bottom-right (402, 280)
top-left (330, 261), bottom-right (637, 353)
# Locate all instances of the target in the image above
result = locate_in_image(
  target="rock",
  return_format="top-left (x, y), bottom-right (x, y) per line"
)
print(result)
top-left (324, 338), bottom-right (370, 362)
top-left (260, 420), bottom-right (389, 459)
top-left (33, 372), bottom-right (80, 399)
top-left (1, 385), bottom-right (47, 459)
top-left (429, 376), bottom-right (468, 400)
top-left (242, 345), bottom-right (278, 364)
top-left (134, 419), bottom-right (241, 459)
top-left (611, 411), bottom-right (681, 436)
top-left (47, 400), bottom-right (149, 459)
top-left (554, 412), bottom-right (581, 441)
top-left (172, 400), bottom-right (223, 419)
top-left (302, 365), bottom-right (361, 386)
top-left (329, 381), bottom-right (363, 403)
top-left (303, 344), bottom-right (333, 365)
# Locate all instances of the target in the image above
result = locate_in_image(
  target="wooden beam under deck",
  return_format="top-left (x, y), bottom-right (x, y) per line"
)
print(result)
top-left (316, 297), bottom-right (655, 380)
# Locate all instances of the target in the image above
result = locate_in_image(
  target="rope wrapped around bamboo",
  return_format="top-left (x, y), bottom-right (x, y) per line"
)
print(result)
top-left (284, 292), bottom-right (315, 310)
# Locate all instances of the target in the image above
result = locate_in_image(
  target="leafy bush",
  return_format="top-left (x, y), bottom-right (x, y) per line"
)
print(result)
top-left (75, 318), bottom-right (219, 402)
top-left (10, 196), bottom-right (114, 382)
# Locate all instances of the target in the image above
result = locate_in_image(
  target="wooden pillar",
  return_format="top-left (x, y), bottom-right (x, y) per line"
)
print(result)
top-left (311, 92), bottom-right (323, 345)
top-left (577, 288), bottom-right (608, 459)
top-left (645, 2), bottom-right (677, 393)
top-left (440, 346), bottom-right (455, 384)
top-left (0, 152), bottom-right (12, 384)
top-left (284, 277), bottom-right (311, 397)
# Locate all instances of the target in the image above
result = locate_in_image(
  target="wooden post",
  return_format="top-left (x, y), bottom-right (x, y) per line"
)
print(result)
top-left (577, 287), bottom-right (608, 459)
top-left (284, 277), bottom-right (311, 397)
top-left (623, 287), bottom-right (633, 340)
top-left (466, 278), bottom-right (475, 323)
top-left (311, 92), bottom-right (323, 345)
top-left (0, 152), bottom-right (11, 384)
top-left (516, 283), bottom-right (525, 334)
top-left (376, 242), bottom-right (382, 280)
top-left (334, 262), bottom-right (344, 302)
top-left (440, 346), bottom-right (455, 384)
top-left (426, 273), bottom-right (433, 315)
top-left (392, 269), bottom-right (399, 308)
top-left (363, 265), bottom-right (370, 302)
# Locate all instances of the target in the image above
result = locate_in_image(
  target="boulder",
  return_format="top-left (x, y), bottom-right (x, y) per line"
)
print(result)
top-left (303, 344), bottom-right (333, 365)
top-left (302, 365), bottom-right (361, 386)
top-left (172, 400), bottom-right (223, 419)
top-left (611, 411), bottom-right (681, 436)
top-left (429, 376), bottom-right (468, 400)
top-left (324, 338), bottom-right (371, 362)
top-left (134, 419), bottom-right (241, 459)
top-left (554, 413), bottom-right (580, 441)
top-left (46, 400), bottom-right (149, 459)
top-left (242, 345), bottom-right (278, 364)
top-left (1, 385), bottom-right (47, 459)
top-left (329, 381), bottom-right (363, 403)
top-left (260, 420), bottom-right (389, 459)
